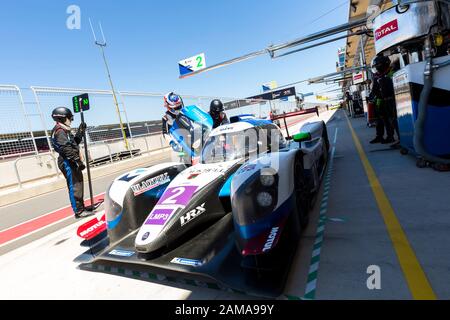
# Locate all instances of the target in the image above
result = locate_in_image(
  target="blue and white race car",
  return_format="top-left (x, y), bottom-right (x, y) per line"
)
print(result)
top-left (81, 114), bottom-right (329, 297)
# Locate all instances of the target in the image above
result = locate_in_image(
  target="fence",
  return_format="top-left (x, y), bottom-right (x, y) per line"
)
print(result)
top-left (0, 85), bottom-right (40, 158)
top-left (0, 85), bottom-right (329, 190)
top-left (1, 86), bottom-right (270, 189)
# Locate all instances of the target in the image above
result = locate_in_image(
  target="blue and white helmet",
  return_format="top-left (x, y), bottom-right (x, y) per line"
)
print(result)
top-left (164, 92), bottom-right (183, 114)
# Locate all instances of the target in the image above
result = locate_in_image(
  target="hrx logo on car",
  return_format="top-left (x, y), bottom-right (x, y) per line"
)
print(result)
top-left (263, 227), bottom-right (279, 252)
top-left (180, 203), bottom-right (206, 226)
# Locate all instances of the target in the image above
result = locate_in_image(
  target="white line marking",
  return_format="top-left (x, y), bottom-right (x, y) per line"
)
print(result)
top-left (0, 192), bottom-right (105, 233)
top-left (0, 216), bottom-right (74, 249)
top-left (305, 280), bottom-right (317, 293)
top-left (312, 248), bottom-right (321, 257)
top-left (309, 262), bottom-right (320, 273)
top-left (314, 236), bottom-right (323, 245)
top-left (333, 127), bottom-right (339, 144)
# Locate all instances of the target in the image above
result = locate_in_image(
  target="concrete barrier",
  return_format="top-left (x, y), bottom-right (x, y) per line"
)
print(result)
top-left (0, 147), bottom-right (172, 207)
top-left (0, 133), bottom-right (170, 190)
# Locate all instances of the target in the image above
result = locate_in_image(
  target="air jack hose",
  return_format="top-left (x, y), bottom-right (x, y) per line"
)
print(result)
top-left (413, 37), bottom-right (450, 164)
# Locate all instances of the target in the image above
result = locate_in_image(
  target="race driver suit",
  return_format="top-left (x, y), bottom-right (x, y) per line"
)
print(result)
top-left (369, 68), bottom-right (398, 142)
top-left (210, 112), bottom-right (229, 129)
top-left (51, 123), bottom-right (86, 214)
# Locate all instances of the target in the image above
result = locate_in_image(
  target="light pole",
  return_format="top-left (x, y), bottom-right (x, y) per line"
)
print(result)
top-left (89, 19), bottom-right (130, 151)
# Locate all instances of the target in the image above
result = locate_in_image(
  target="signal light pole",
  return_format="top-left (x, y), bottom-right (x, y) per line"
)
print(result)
top-left (89, 19), bottom-right (130, 151)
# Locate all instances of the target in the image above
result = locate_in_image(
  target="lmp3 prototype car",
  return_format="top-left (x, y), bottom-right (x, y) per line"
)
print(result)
top-left (80, 114), bottom-right (330, 297)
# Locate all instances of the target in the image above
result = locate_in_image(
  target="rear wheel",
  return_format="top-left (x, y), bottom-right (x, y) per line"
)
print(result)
top-left (294, 155), bottom-right (311, 229)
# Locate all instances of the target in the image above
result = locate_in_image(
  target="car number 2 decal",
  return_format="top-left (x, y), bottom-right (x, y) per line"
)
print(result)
top-left (144, 186), bottom-right (199, 226)
top-left (157, 186), bottom-right (199, 206)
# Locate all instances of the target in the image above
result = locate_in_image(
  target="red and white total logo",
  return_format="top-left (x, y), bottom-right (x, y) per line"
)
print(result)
top-left (375, 19), bottom-right (399, 41)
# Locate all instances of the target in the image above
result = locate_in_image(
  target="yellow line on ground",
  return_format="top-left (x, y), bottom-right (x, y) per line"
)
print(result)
top-left (345, 116), bottom-right (436, 300)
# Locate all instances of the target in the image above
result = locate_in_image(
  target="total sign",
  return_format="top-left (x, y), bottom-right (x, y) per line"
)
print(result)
top-left (179, 53), bottom-right (206, 77)
top-left (353, 71), bottom-right (366, 85)
top-left (372, 1), bottom-right (437, 54)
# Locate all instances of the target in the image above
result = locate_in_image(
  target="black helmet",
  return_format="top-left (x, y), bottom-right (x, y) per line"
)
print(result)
top-left (52, 107), bottom-right (74, 123)
top-left (371, 55), bottom-right (391, 74)
top-left (210, 99), bottom-right (224, 116)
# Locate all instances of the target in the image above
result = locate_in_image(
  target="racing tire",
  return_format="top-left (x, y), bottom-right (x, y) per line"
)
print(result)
top-left (416, 158), bottom-right (428, 169)
top-left (294, 154), bottom-right (311, 229)
top-left (400, 148), bottom-right (409, 155)
top-left (322, 122), bottom-right (330, 152)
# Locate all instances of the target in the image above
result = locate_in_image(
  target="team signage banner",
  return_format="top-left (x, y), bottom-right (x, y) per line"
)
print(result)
top-left (248, 86), bottom-right (297, 101)
top-left (179, 53), bottom-right (207, 77)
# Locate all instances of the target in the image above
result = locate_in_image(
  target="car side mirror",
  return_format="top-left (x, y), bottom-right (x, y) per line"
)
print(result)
top-left (293, 132), bottom-right (312, 143)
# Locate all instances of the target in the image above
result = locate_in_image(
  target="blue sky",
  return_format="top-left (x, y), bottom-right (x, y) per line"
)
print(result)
top-left (0, 0), bottom-right (348, 100)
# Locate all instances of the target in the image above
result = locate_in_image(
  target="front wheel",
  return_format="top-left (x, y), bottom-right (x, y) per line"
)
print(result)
top-left (322, 122), bottom-right (330, 152)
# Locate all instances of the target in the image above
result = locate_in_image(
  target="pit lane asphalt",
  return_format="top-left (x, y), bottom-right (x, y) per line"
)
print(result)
top-left (284, 110), bottom-right (450, 299)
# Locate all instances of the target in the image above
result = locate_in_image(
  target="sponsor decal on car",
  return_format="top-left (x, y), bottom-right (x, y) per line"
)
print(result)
top-left (145, 208), bottom-right (176, 225)
top-left (375, 19), bottom-right (398, 41)
top-left (108, 249), bottom-right (135, 257)
top-left (170, 257), bottom-right (203, 267)
top-left (77, 214), bottom-right (106, 240)
top-left (187, 167), bottom-right (227, 176)
top-left (118, 169), bottom-right (147, 182)
top-left (219, 125), bottom-right (234, 132)
top-left (262, 227), bottom-right (279, 252)
top-left (130, 172), bottom-right (171, 196)
top-left (180, 203), bottom-right (206, 226)
top-left (187, 173), bottom-right (201, 180)
top-left (157, 186), bottom-right (199, 206)
top-left (141, 232), bottom-right (150, 241)
top-left (143, 186), bottom-right (200, 228)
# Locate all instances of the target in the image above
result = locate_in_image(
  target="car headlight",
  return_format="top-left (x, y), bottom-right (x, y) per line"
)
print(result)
top-left (256, 192), bottom-right (273, 207)
top-left (260, 174), bottom-right (275, 187)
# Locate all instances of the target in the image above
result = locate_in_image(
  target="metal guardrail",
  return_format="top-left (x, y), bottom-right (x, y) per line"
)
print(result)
top-left (13, 152), bottom-right (60, 188)
top-left (1, 84), bottom-right (312, 189)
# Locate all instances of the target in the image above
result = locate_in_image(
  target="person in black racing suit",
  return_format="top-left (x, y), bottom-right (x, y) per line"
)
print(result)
top-left (368, 55), bottom-right (398, 145)
top-left (209, 99), bottom-right (229, 129)
top-left (51, 107), bottom-right (92, 218)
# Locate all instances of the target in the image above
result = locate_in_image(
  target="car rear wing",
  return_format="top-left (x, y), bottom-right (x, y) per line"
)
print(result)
top-left (270, 107), bottom-right (320, 139)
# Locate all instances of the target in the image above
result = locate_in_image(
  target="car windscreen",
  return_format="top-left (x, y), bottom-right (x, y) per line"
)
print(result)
top-left (201, 124), bottom-right (287, 164)
top-left (201, 129), bottom-right (258, 164)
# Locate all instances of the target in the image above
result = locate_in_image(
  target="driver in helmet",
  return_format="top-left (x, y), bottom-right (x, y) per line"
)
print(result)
top-left (209, 99), bottom-right (229, 129)
top-left (162, 92), bottom-right (185, 152)
top-left (51, 107), bottom-right (92, 219)
top-left (162, 92), bottom-right (184, 135)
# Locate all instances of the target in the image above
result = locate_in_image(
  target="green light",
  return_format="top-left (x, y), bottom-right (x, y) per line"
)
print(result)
top-left (73, 97), bottom-right (81, 113)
